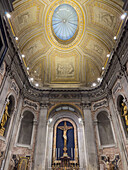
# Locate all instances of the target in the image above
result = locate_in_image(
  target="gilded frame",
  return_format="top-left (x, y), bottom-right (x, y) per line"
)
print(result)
top-left (52, 118), bottom-right (79, 164)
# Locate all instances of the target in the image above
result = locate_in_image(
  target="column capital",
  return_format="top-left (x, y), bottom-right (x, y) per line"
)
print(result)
top-left (81, 102), bottom-right (91, 110)
top-left (33, 119), bottom-right (38, 125)
top-left (40, 102), bottom-right (50, 109)
top-left (106, 89), bottom-right (112, 100)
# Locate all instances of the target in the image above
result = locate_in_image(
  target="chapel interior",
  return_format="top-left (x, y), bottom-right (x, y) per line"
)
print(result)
top-left (0, 0), bottom-right (128, 170)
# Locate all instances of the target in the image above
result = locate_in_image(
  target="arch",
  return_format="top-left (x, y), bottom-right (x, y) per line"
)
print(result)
top-left (45, 110), bottom-right (86, 169)
top-left (96, 110), bottom-right (115, 147)
top-left (117, 94), bottom-right (125, 113)
top-left (17, 110), bottom-right (34, 145)
top-left (6, 90), bottom-right (18, 107)
top-left (52, 118), bottom-right (78, 166)
top-left (94, 107), bottom-right (111, 121)
top-left (21, 107), bottom-right (37, 121)
top-left (47, 103), bottom-right (83, 120)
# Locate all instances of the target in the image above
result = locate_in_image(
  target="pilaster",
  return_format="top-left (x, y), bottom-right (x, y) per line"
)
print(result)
top-left (82, 102), bottom-right (98, 170)
top-left (33, 102), bottom-right (49, 170)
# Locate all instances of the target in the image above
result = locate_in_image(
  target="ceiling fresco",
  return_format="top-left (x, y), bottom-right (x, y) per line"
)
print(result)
top-left (11, 0), bottom-right (124, 88)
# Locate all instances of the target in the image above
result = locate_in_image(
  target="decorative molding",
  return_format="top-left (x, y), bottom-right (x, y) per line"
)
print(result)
top-left (23, 99), bottom-right (39, 111)
top-left (0, 62), bottom-right (5, 76)
top-left (50, 93), bottom-right (81, 99)
top-left (112, 80), bottom-right (122, 95)
top-left (10, 80), bottom-right (19, 97)
top-left (81, 102), bottom-right (91, 109)
top-left (92, 99), bottom-right (108, 111)
top-left (40, 102), bottom-right (50, 109)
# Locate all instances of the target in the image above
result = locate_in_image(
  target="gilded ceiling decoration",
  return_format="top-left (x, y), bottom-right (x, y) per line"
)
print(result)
top-left (11, 0), bottom-right (124, 88)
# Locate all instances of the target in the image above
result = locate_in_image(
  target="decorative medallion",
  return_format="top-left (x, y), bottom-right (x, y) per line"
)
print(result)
top-left (45, 0), bottom-right (85, 49)
top-left (52, 4), bottom-right (78, 41)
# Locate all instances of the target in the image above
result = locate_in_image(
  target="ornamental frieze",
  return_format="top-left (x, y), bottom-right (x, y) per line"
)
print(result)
top-left (92, 99), bottom-right (108, 111)
top-left (112, 80), bottom-right (122, 95)
top-left (23, 99), bottom-right (39, 111)
top-left (10, 80), bottom-right (19, 97)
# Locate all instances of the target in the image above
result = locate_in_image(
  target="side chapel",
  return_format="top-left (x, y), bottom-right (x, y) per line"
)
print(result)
top-left (0, 0), bottom-right (128, 170)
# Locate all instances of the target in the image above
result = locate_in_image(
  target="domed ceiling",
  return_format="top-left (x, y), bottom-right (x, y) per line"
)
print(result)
top-left (11, 0), bottom-right (124, 88)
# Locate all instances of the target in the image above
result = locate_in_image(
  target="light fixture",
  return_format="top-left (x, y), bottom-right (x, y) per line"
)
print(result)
top-left (107, 54), bottom-right (110, 58)
top-left (102, 67), bottom-right (105, 70)
top-left (78, 118), bottom-right (82, 123)
top-left (34, 70), bottom-right (37, 73)
top-left (97, 77), bottom-right (102, 82)
top-left (27, 67), bottom-right (29, 70)
top-left (114, 36), bottom-right (117, 40)
top-left (5, 12), bottom-right (11, 18)
top-left (92, 83), bottom-right (97, 87)
top-left (35, 83), bottom-right (39, 87)
top-left (22, 54), bottom-right (25, 58)
top-left (15, 37), bottom-right (18, 40)
top-left (49, 118), bottom-right (53, 123)
top-left (121, 13), bottom-right (127, 20)
top-left (30, 77), bottom-right (34, 81)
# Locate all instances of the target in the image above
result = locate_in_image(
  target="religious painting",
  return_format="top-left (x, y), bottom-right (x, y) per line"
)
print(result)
top-left (52, 118), bottom-right (79, 169)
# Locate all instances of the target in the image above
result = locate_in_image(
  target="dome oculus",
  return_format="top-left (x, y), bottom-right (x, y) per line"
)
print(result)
top-left (52, 4), bottom-right (78, 41)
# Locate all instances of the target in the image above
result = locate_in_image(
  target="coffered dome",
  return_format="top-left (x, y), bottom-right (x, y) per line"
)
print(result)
top-left (11, 0), bottom-right (124, 89)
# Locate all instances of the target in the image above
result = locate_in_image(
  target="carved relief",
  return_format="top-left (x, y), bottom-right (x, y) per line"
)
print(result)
top-left (98, 12), bottom-right (115, 27)
top-left (92, 99), bottom-right (108, 111)
top-left (50, 93), bottom-right (81, 99)
top-left (94, 6), bottom-right (116, 30)
top-left (80, 33), bottom-right (110, 62)
top-left (18, 12), bottom-right (30, 25)
top-left (22, 37), bottom-right (50, 62)
top-left (93, 44), bottom-right (104, 55)
top-left (112, 80), bottom-right (122, 95)
top-left (55, 56), bottom-right (75, 79)
top-left (10, 80), bottom-right (19, 97)
top-left (56, 63), bottom-right (74, 78)
top-left (50, 49), bottom-right (81, 83)
top-left (12, 6), bottom-right (38, 33)
top-left (24, 40), bottom-right (45, 56)
top-left (23, 99), bottom-right (39, 111)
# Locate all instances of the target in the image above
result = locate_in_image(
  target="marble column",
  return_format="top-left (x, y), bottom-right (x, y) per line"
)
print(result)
top-left (83, 104), bottom-right (98, 170)
top-left (109, 96), bottom-right (128, 170)
top-left (33, 103), bottom-right (48, 170)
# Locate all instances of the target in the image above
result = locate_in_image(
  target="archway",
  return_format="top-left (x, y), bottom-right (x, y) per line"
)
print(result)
top-left (45, 104), bottom-right (86, 170)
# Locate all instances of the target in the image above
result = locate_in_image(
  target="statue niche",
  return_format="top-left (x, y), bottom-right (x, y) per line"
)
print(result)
top-left (0, 95), bottom-right (15, 137)
top-left (121, 102), bottom-right (128, 131)
top-left (52, 119), bottom-right (79, 170)
top-left (117, 95), bottom-right (128, 138)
